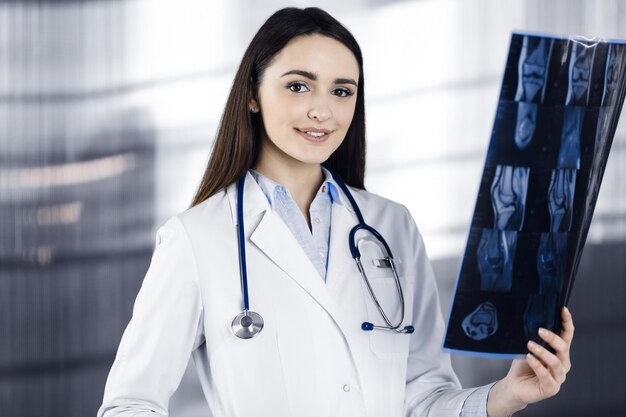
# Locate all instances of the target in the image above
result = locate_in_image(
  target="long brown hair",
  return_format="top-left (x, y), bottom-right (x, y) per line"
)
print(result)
top-left (191, 7), bottom-right (366, 207)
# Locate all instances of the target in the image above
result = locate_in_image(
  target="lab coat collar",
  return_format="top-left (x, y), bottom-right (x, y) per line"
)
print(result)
top-left (225, 171), bottom-right (271, 226)
top-left (224, 168), bottom-right (358, 221)
top-left (248, 167), bottom-right (344, 210)
top-left (225, 172), bottom-right (331, 303)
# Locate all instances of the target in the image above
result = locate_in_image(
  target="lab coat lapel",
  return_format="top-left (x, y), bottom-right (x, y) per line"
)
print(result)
top-left (226, 173), bottom-right (337, 317)
top-left (325, 202), bottom-right (356, 291)
top-left (248, 209), bottom-right (335, 312)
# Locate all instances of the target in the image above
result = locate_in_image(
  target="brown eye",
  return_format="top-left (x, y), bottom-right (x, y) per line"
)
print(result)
top-left (287, 82), bottom-right (309, 93)
top-left (332, 88), bottom-right (353, 97)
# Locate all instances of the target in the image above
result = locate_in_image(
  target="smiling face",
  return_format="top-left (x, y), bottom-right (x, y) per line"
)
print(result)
top-left (252, 34), bottom-right (360, 172)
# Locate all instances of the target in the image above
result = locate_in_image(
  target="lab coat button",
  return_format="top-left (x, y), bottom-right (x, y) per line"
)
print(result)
top-left (319, 252), bottom-right (325, 258)
top-left (314, 217), bottom-right (320, 223)
top-left (343, 384), bottom-right (350, 392)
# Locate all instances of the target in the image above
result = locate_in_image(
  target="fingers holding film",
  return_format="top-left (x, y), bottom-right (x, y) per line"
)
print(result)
top-left (560, 306), bottom-right (575, 345)
top-left (527, 339), bottom-right (565, 382)
top-left (526, 352), bottom-right (560, 396)
top-left (538, 326), bottom-right (571, 373)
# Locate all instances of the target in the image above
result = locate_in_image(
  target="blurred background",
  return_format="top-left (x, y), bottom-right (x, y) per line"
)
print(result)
top-left (1, 0), bottom-right (624, 416)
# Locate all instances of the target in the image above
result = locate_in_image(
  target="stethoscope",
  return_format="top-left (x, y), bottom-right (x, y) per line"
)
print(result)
top-left (231, 170), bottom-right (415, 339)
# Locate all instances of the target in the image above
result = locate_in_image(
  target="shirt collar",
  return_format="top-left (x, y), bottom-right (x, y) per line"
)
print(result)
top-left (320, 166), bottom-right (341, 205)
top-left (248, 167), bottom-right (342, 208)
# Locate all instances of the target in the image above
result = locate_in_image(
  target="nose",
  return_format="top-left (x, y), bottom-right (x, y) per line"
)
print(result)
top-left (307, 95), bottom-right (332, 122)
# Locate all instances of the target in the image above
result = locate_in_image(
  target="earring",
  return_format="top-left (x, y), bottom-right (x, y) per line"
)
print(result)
top-left (249, 105), bottom-right (259, 113)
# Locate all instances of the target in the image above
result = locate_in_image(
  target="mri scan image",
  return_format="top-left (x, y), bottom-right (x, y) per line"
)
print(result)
top-left (512, 37), bottom-right (553, 150)
top-left (557, 106), bottom-right (584, 169)
top-left (491, 165), bottom-right (530, 230)
top-left (477, 228), bottom-right (518, 292)
top-left (514, 102), bottom-right (538, 149)
top-left (565, 41), bottom-right (595, 106)
top-left (537, 232), bottom-right (567, 294)
top-left (601, 44), bottom-right (626, 106)
top-left (462, 302), bottom-right (499, 341)
top-left (583, 45), bottom-right (626, 228)
top-left (548, 169), bottom-right (576, 232)
top-left (515, 36), bottom-right (553, 103)
top-left (524, 293), bottom-right (558, 342)
top-left (445, 35), bottom-right (625, 356)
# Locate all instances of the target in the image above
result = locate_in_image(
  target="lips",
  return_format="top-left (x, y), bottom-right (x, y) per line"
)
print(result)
top-left (295, 127), bottom-right (332, 142)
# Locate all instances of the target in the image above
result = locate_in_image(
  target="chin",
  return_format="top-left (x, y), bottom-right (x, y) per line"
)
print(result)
top-left (284, 148), bottom-right (333, 166)
top-left (300, 152), bottom-right (337, 165)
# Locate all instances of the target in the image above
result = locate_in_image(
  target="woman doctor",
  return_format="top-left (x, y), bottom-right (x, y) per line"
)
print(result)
top-left (98, 7), bottom-right (574, 417)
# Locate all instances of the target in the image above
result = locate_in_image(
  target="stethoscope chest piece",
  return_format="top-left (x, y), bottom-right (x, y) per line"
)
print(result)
top-left (232, 310), bottom-right (264, 339)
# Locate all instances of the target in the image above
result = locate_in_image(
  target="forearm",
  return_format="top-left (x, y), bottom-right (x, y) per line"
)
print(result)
top-left (486, 379), bottom-right (527, 417)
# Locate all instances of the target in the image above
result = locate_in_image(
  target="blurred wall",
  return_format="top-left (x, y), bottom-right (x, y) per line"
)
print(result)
top-left (0, 1), bottom-right (158, 416)
top-left (0, 1), bottom-right (624, 416)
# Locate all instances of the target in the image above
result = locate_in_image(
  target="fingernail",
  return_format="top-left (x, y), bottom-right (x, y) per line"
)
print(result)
top-left (539, 328), bottom-right (548, 337)
top-left (527, 341), bottom-right (537, 351)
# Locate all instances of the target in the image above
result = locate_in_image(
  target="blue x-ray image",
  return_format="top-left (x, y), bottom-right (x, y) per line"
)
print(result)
top-left (491, 165), bottom-right (530, 230)
top-left (477, 228), bottom-right (518, 292)
top-left (557, 41), bottom-right (596, 169)
top-left (445, 35), bottom-right (626, 357)
top-left (583, 45), bottom-right (626, 229)
top-left (515, 36), bottom-right (554, 103)
top-left (462, 302), bottom-right (499, 341)
top-left (524, 293), bottom-right (558, 343)
top-left (537, 232), bottom-right (567, 293)
top-left (600, 43), bottom-right (626, 107)
top-left (566, 41), bottom-right (596, 106)
top-left (557, 106), bottom-right (584, 169)
top-left (513, 37), bottom-right (553, 150)
top-left (525, 232), bottom-right (566, 343)
top-left (514, 103), bottom-right (538, 149)
top-left (548, 169), bottom-right (576, 232)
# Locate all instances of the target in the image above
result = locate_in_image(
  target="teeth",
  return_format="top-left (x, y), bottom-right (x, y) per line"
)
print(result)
top-left (306, 131), bottom-right (325, 137)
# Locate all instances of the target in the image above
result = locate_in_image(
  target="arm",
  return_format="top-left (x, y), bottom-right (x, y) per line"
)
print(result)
top-left (97, 217), bottom-right (205, 417)
top-left (402, 207), bottom-right (478, 417)
top-left (400, 207), bottom-right (575, 417)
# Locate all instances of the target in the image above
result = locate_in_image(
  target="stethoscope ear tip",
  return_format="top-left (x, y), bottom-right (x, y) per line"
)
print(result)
top-left (404, 326), bottom-right (415, 334)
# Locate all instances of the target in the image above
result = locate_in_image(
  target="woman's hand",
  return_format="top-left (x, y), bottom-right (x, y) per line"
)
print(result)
top-left (486, 306), bottom-right (575, 417)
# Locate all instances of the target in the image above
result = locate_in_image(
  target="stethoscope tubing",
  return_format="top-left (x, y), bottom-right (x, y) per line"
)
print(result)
top-left (233, 170), bottom-right (414, 338)
top-left (330, 171), bottom-right (412, 333)
top-left (237, 177), bottom-right (251, 312)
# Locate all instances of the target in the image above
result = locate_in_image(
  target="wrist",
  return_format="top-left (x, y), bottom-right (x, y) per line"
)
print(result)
top-left (486, 378), bottom-right (528, 417)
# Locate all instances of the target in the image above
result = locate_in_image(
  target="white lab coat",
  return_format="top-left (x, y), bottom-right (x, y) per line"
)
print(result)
top-left (98, 172), bottom-right (478, 417)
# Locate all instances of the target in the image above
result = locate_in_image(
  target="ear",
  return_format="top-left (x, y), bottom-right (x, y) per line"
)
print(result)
top-left (249, 98), bottom-right (260, 113)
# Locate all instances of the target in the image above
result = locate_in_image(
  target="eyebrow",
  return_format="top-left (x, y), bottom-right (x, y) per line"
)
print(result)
top-left (281, 69), bottom-right (358, 87)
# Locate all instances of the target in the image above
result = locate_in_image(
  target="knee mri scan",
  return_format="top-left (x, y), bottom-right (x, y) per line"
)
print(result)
top-left (444, 34), bottom-right (626, 356)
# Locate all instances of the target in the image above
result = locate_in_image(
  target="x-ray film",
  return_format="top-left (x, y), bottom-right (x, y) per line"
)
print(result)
top-left (443, 33), bottom-right (626, 358)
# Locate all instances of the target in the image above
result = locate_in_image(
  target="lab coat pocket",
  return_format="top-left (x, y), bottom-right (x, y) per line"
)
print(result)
top-left (361, 276), bottom-right (410, 359)
top-left (357, 236), bottom-right (409, 358)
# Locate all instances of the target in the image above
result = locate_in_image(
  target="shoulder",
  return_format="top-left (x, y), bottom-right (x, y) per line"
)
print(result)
top-left (153, 187), bottom-right (233, 251)
top-left (175, 187), bottom-right (233, 230)
top-left (347, 186), bottom-right (427, 258)
top-left (347, 186), bottom-right (413, 223)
